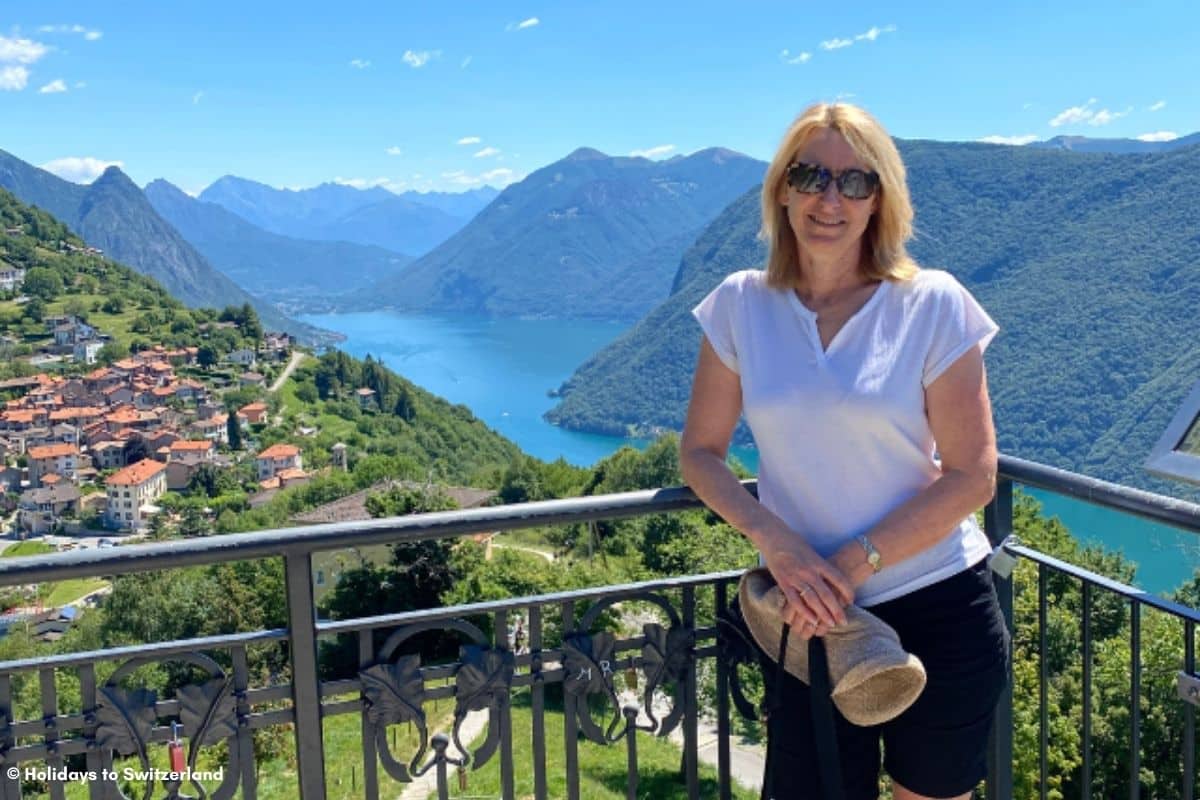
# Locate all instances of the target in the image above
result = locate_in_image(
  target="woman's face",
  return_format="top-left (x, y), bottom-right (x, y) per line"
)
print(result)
top-left (778, 127), bottom-right (878, 269)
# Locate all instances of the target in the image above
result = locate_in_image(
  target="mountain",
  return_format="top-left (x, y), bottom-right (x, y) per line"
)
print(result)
top-left (355, 147), bottom-right (767, 320)
top-left (1028, 132), bottom-right (1200, 154)
top-left (0, 149), bottom-right (328, 343)
top-left (144, 179), bottom-right (412, 309)
top-left (198, 176), bottom-right (494, 255)
top-left (547, 141), bottom-right (1200, 495)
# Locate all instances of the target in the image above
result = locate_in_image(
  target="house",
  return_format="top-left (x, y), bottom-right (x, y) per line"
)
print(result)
top-left (17, 483), bottom-right (81, 536)
top-left (166, 440), bottom-right (217, 490)
top-left (1, 408), bottom-right (49, 432)
top-left (239, 372), bottom-right (266, 389)
top-left (190, 413), bottom-right (229, 445)
top-left (0, 264), bottom-right (25, 292)
top-left (256, 443), bottom-right (302, 480)
top-left (259, 467), bottom-right (309, 491)
top-left (91, 440), bottom-right (127, 470)
top-left (225, 348), bottom-right (257, 368)
top-left (356, 387), bottom-right (377, 409)
top-left (238, 402), bottom-right (268, 425)
top-left (27, 442), bottom-right (79, 486)
top-left (105, 458), bottom-right (167, 530)
top-left (174, 379), bottom-right (207, 403)
top-left (73, 341), bottom-right (104, 365)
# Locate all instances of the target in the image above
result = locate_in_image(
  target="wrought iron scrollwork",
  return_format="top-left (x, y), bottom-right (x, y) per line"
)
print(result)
top-left (360, 654), bottom-right (428, 781)
top-left (452, 644), bottom-right (514, 770)
top-left (91, 653), bottom-right (243, 800)
top-left (562, 630), bottom-right (623, 743)
top-left (717, 597), bottom-right (763, 721)
top-left (639, 622), bottom-right (694, 736)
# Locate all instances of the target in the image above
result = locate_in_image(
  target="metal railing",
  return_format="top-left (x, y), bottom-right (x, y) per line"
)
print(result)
top-left (0, 455), bottom-right (1195, 799)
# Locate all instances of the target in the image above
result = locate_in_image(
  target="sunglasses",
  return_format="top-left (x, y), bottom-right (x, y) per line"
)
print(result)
top-left (786, 162), bottom-right (879, 200)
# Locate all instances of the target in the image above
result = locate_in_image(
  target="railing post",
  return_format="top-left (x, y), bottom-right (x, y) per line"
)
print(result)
top-left (285, 550), bottom-right (327, 799)
top-left (984, 478), bottom-right (1014, 800)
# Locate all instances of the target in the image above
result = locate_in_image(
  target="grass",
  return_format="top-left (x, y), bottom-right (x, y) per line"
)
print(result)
top-left (2, 540), bottom-right (55, 557)
top-left (41, 578), bottom-right (107, 607)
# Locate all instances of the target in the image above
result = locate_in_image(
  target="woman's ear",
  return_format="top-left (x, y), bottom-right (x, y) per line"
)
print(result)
top-left (777, 182), bottom-right (789, 206)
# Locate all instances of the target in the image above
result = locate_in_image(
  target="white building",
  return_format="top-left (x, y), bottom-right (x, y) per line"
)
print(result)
top-left (105, 458), bottom-right (167, 530)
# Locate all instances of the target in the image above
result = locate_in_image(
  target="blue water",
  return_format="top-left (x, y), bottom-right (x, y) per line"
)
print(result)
top-left (301, 311), bottom-right (1200, 595)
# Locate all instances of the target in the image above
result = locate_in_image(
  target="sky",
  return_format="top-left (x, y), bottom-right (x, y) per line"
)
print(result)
top-left (1, 0), bottom-right (1196, 195)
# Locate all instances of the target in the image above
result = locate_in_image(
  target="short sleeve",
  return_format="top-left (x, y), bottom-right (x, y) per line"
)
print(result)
top-left (692, 274), bottom-right (743, 374)
top-left (922, 275), bottom-right (999, 387)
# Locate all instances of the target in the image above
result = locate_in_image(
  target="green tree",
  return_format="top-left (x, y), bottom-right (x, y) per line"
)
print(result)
top-left (226, 414), bottom-right (243, 451)
top-left (21, 267), bottom-right (62, 300)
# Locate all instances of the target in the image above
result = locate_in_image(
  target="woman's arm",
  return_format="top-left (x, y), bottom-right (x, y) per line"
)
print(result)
top-left (829, 345), bottom-right (998, 587)
top-left (680, 337), bottom-right (853, 632)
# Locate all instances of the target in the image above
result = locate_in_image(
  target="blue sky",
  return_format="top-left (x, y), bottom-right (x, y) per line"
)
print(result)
top-left (1, 0), bottom-right (1196, 194)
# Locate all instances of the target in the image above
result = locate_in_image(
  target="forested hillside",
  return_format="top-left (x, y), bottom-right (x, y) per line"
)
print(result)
top-left (548, 141), bottom-right (1200, 493)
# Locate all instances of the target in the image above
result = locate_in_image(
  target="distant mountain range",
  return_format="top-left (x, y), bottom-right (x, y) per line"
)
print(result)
top-left (0, 149), bottom-right (328, 343)
top-left (198, 176), bottom-right (497, 256)
top-left (144, 179), bottom-right (413, 308)
top-left (547, 140), bottom-right (1200, 494)
top-left (353, 147), bottom-right (767, 320)
top-left (1028, 132), bottom-right (1200, 154)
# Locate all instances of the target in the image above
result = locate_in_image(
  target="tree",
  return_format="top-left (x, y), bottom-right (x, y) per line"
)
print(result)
top-left (197, 345), bottom-right (219, 369)
top-left (20, 267), bottom-right (61, 300)
top-left (177, 506), bottom-right (211, 538)
top-left (226, 413), bottom-right (243, 451)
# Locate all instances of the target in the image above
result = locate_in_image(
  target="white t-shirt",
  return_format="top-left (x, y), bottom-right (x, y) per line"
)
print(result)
top-left (692, 268), bottom-right (998, 606)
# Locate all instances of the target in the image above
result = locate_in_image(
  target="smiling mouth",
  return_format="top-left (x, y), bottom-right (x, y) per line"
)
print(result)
top-left (808, 214), bottom-right (844, 227)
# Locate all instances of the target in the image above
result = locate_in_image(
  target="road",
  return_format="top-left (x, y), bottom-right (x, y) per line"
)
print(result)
top-left (269, 350), bottom-right (306, 393)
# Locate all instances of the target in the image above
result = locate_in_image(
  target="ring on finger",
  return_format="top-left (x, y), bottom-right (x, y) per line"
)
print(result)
top-left (796, 583), bottom-right (810, 598)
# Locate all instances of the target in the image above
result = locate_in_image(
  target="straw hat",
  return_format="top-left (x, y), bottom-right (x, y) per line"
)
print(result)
top-left (738, 567), bottom-right (926, 726)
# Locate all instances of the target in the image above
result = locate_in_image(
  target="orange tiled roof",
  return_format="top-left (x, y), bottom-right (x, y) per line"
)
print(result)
top-left (112, 359), bottom-right (141, 371)
top-left (85, 367), bottom-right (111, 380)
top-left (258, 443), bottom-right (300, 459)
top-left (4, 409), bottom-right (47, 423)
top-left (277, 467), bottom-right (308, 480)
top-left (170, 440), bottom-right (213, 452)
top-left (106, 458), bottom-right (165, 486)
top-left (240, 402), bottom-right (268, 413)
top-left (28, 443), bottom-right (79, 459)
top-left (40, 473), bottom-right (62, 485)
top-left (151, 386), bottom-right (176, 397)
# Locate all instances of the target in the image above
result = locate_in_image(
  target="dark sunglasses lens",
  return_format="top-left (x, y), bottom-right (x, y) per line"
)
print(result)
top-left (838, 170), bottom-right (875, 199)
top-left (788, 164), bottom-right (826, 193)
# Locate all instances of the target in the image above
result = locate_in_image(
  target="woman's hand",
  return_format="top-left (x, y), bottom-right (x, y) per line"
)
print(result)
top-left (759, 529), bottom-right (855, 641)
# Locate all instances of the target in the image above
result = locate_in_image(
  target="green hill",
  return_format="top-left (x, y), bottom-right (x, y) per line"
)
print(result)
top-left (547, 140), bottom-right (1200, 494)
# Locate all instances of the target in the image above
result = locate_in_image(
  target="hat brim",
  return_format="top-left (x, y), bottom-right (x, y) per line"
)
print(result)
top-left (832, 653), bottom-right (926, 726)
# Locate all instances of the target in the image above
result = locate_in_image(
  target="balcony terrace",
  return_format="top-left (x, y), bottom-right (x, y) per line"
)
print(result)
top-left (0, 455), bottom-right (1197, 799)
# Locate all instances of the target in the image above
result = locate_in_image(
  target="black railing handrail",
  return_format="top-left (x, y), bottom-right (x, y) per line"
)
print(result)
top-left (1, 457), bottom-right (1198, 587)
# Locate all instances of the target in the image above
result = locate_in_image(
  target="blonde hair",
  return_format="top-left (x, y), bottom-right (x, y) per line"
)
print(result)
top-left (760, 102), bottom-right (918, 289)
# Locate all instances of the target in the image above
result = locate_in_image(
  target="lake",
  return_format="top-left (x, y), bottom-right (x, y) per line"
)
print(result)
top-left (301, 310), bottom-right (1200, 595)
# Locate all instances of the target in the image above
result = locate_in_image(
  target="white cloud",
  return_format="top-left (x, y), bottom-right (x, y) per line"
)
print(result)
top-left (474, 146), bottom-right (501, 158)
top-left (1148, 100), bottom-right (1167, 112)
top-left (386, 146), bottom-right (403, 156)
top-left (461, 56), bottom-right (472, 69)
top-left (441, 167), bottom-right (520, 187)
top-left (333, 176), bottom-right (393, 190)
top-left (630, 144), bottom-right (676, 159)
top-left (39, 78), bottom-right (67, 94)
top-left (506, 17), bottom-right (540, 31)
top-left (0, 35), bottom-right (49, 65)
top-left (37, 25), bottom-right (101, 40)
top-left (0, 66), bottom-right (30, 91)
top-left (1136, 131), bottom-right (1178, 142)
top-left (192, 91), bottom-right (204, 105)
top-left (1048, 98), bottom-right (1097, 127)
top-left (40, 156), bottom-right (124, 184)
top-left (349, 58), bottom-right (371, 69)
top-left (820, 37), bottom-right (853, 50)
top-left (779, 48), bottom-right (811, 64)
top-left (402, 49), bottom-right (441, 68)
top-left (978, 134), bottom-right (1038, 146)
top-left (855, 24), bottom-right (896, 41)
top-left (457, 136), bottom-right (481, 145)
top-left (1089, 106), bottom-right (1130, 126)
top-left (84, 30), bottom-right (102, 41)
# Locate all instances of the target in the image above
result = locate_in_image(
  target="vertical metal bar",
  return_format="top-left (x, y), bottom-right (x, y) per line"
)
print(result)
top-left (1130, 600), bottom-right (1141, 800)
top-left (1038, 562), bottom-right (1048, 800)
top-left (40, 668), bottom-right (65, 800)
top-left (682, 585), bottom-right (699, 798)
top-left (284, 550), bottom-right (327, 799)
top-left (495, 608), bottom-right (515, 800)
top-left (1185, 619), bottom-right (1195, 800)
top-left (561, 600), bottom-right (580, 800)
top-left (231, 646), bottom-right (258, 800)
top-left (984, 479), bottom-right (1014, 800)
top-left (359, 629), bottom-right (380, 800)
top-left (0, 676), bottom-right (17, 800)
top-left (78, 663), bottom-right (104, 800)
top-left (529, 604), bottom-right (547, 800)
top-left (623, 706), bottom-right (639, 800)
top-left (1082, 580), bottom-right (1092, 799)
top-left (715, 581), bottom-right (732, 800)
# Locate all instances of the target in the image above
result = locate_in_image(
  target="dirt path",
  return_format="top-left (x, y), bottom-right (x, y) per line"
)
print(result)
top-left (269, 350), bottom-right (306, 393)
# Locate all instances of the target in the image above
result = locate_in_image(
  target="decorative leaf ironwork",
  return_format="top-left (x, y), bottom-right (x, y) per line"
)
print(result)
top-left (453, 645), bottom-right (515, 769)
top-left (95, 686), bottom-right (158, 757)
top-left (562, 631), bottom-right (623, 743)
top-left (178, 677), bottom-right (238, 747)
top-left (361, 655), bottom-right (426, 728)
top-left (640, 623), bottom-right (694, 735)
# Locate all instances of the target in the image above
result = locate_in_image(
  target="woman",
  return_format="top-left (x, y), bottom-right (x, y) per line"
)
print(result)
top-left (680, 102), bottom-right (1008, 800)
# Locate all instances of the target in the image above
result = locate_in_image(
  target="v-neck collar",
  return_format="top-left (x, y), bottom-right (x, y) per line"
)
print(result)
top-left (786, 280), bottom-right (890, 359)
